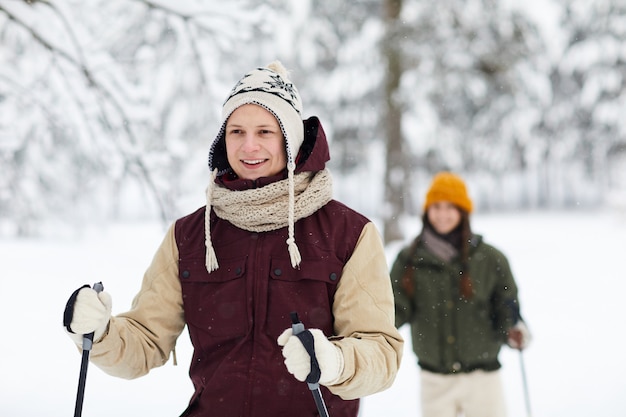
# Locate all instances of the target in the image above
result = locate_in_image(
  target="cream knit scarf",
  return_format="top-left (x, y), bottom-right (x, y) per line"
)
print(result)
top-left (205, 168), bottom-right (333, 272)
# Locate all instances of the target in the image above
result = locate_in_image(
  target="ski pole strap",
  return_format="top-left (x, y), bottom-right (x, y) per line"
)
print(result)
top-left (290, 312), bottom-right (322, 385)
top-left (64, 285), bottom-right (91, 333)
top-left (295, 329), bottom-right (322, 385)
top-left (63, 282), bottom-right (105, 335)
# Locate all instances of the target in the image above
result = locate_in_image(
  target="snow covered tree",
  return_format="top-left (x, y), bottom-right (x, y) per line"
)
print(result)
top-left (0, 0), bottom-right (275, 235)
top-left (539, 0), bottom-right (626, 206)
top-left (1, 0), bottom-right (622, 239)
top-left (382, 0), bottom-right (551, 216)
top-left (381, 0), bottom-right (407, 243)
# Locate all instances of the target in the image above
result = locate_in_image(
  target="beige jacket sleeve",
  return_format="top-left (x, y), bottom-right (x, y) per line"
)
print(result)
top-left (88, 223), bottom-right (186, 379)
top-left (328, 222), bottom-right (404, 400)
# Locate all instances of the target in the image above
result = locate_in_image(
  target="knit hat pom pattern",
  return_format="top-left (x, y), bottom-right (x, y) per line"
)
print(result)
top-left (424, 172), bottom-right (473, 213)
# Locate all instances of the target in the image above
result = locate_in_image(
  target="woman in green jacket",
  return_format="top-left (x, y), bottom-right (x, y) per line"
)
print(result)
top-left (390, 172), bottom-right (531, 417)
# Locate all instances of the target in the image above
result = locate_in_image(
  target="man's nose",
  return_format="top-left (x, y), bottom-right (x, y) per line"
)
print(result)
top-left (241, 134), bottom-right (260, 151)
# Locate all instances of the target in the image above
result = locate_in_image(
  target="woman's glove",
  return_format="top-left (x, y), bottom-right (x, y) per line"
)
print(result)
top-left (63, 285), bottom-right (112, 346)
top-left (507, 320), bottom-right (532, 350)
top-left (277, 328), bottom-right (344, 386)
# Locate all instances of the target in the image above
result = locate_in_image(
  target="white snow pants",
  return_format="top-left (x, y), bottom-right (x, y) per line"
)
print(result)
top-left (420, 369), bottom-right (507, 417)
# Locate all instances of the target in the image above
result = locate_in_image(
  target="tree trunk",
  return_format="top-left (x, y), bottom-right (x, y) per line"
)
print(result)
top-left (381, 0), bottom-right (406, 244)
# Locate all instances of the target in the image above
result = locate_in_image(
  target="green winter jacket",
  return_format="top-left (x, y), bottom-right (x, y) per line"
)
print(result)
top-left (390, 233), bottom-right (519, 374)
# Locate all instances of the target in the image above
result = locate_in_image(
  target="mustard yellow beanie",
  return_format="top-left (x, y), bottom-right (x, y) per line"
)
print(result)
top-left (423, 172), bottom-right (473, 213)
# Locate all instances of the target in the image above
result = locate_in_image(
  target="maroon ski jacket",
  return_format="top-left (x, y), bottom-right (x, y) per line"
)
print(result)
top-left (87, 117), bottom-right (403, 417)
top-left (177, 118), bottom-right (364, 416)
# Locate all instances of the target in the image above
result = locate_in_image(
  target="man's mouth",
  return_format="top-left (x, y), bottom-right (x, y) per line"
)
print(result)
top-left (242, 159), bottom-right (265, 165)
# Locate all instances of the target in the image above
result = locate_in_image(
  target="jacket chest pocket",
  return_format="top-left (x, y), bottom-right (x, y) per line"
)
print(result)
top-left (265, 257), bottom-right (341, 339)
top-left (179, 256), bottom-right (248, 338)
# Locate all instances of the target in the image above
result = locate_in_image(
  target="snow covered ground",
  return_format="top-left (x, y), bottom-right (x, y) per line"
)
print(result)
top-left (1, 209), bottom-right (624, 416)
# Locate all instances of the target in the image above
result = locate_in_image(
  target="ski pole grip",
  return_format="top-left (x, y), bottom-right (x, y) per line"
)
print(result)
top-left (290, 312), bottom-right (305, 335)
top-left (82, 282), bottom-right (104, 351)
top-left (92, 282), bottom-right (104, 294)
top-left (289, 311), bottom-right (322, 389)
top-left (289, 313), bottom-right (330, 417)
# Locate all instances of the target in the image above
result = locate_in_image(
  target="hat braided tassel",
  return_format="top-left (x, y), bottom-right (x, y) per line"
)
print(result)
top-left (286, 165), bottom-right (301, 269)
top-left (205, 169), bottom-right (219, 272)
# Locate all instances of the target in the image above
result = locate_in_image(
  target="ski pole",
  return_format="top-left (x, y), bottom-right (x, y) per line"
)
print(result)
top-left (519, 350), bottom-right (532, 417)
top-left (290, 312), bottom-right (330, 417)
top-left (74, 282), bottom-right (104, 417)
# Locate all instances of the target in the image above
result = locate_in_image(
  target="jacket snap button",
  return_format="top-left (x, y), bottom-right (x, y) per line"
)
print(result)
top-left (274, 269), bottom-right (282, 276)
top-left (329, 273), bottom-right (338, 281)
top-left (235, 267), bottom-right (242, 276)
top-left (182, 270), bottom-right (190, 279)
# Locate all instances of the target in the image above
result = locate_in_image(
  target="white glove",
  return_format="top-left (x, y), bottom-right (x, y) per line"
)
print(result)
top-left (507, 320), bottom-right (532, 350)
top-left (65, 287), bottom-right (112, 346)
top-left (277, 328), bottom-right (344, 386)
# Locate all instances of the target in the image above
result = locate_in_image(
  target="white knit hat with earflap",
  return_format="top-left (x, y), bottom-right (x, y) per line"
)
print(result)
top-left (205, 61), bottom-right (304, 273)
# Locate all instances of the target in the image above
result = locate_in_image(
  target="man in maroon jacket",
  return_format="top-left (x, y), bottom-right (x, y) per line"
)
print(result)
top-left (64, 61), bottom-right (403, 417)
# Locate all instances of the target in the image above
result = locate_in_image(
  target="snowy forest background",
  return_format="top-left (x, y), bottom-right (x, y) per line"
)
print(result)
top-left (1, 0), bottom-right (625, 241)
top-left (1, 1), bottom-right (626, 417)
